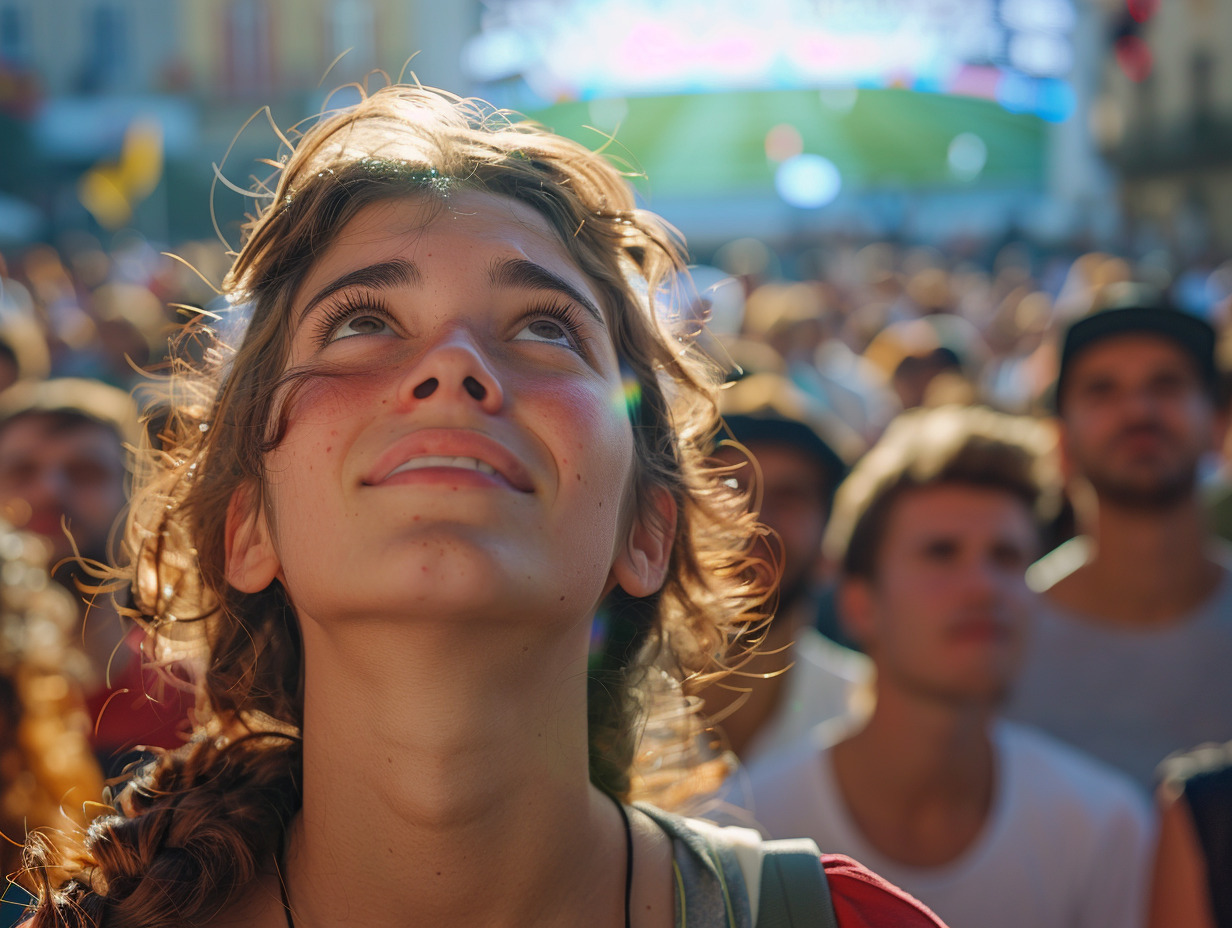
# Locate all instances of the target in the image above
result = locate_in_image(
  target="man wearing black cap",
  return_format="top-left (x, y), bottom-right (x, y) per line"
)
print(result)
top-left (1006, 293), bottom-right (1232, 789)
top-left (704, 372), bottom-right (871, 770)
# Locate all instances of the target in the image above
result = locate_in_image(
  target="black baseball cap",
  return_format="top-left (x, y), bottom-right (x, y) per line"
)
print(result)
top-left (717, 373), bottom-right (855, 503)
top-left (1055, 289), bottom-right (1217, 412)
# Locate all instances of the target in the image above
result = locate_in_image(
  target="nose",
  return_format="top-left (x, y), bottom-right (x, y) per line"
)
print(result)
top-left (962, 555), bottom-right (1006, 603)
top-left (20, 466), bottom-right (68, 509)
top-left (397, 328), bottom-right (505, 414)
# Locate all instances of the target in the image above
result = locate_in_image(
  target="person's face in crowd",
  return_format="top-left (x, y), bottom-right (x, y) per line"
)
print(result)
top-left (713, 441), bottom-right (829, 613)
top-left (225, 192), bottom-right (673, 629)
top-left (0, 414), bottom-right (126, 566)
top-left (1060, 334), bottom-right (1219, 509)
top-left (842, 484), bottom-right (1037, 706)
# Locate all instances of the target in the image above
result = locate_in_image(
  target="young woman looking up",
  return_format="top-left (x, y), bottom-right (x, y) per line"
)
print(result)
top-left (24, 85), bottom-right (946, 928)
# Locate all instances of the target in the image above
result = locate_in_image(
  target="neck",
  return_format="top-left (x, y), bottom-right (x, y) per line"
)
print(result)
top-left (282, 611), bottom-right (628, 928)
top-left (832, 679), bottom-right (996, 867)
top-left (1053, 495), bottom-right (1223, 625)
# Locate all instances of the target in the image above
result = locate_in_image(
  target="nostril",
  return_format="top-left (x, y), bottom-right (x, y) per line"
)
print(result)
top-left (463, 376), bottom-right (487, 401)
top-left (413, 378), bottom-right (438, 399)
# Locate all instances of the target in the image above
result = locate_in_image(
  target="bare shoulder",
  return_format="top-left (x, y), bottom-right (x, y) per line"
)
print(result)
top-left (1147, 790), bottom-right (1216, 928)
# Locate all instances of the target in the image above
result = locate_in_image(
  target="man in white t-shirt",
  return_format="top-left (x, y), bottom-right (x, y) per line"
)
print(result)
top-left (746, 405), bottom-right (1154, 928)
top-left (1005, 293), bottom-right (1232, 788)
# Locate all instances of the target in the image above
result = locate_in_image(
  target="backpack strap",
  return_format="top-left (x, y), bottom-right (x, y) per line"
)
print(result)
top-left (755, 838), bottom-right (838, 928)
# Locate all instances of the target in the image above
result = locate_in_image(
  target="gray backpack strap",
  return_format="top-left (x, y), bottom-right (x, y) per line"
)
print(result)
top-left (755, 838), bottom-right (838, 928)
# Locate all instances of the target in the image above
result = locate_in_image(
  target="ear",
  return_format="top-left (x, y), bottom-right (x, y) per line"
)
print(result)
top-left (609, 486), bottom-right (677, 598)
top-left (838, 577), bottom-right (876, 651)
top-left (224, 483), bottom-right (281, 593)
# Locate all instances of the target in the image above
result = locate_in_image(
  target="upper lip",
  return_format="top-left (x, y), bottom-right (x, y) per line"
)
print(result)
top-left (364, 428), bottom-right (535, 492)
top-left (1113, 423), bottom-right (1170, 444)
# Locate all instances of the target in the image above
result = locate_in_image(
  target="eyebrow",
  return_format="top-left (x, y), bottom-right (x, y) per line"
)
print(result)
top-left (487, 258), bottom-right (606, 326)
top-left (298, 259), bottom-right (421, 323)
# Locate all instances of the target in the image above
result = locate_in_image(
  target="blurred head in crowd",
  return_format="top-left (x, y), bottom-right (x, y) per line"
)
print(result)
top-left (0, 378), bottom-right (136, 570)
top-left (862, 315), bottom-right (984, 410)
top-left (716, 373), bottom-right (851, 616)
top-left (1055, 290), bottom-right (1220, 511)
top-left (741, 282), bottom-right (837, 374)
top-left (825, 406), bottom-right (1052, 705)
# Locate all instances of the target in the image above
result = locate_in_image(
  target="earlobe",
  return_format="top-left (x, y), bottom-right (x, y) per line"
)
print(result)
top-left (224, 484), bottom-right (281, 593)
top-left (609, 487), bottom-right (677, 598)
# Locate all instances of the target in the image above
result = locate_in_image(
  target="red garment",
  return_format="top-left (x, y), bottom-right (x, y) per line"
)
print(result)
top-left (825, 854), bottom-right (950, 927)
top-left (85, 631), bottom-right (192, 770)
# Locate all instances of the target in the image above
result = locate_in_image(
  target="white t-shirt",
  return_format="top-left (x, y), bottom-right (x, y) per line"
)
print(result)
top-left (1007, 538), bottom-right (1232, 789)
top-left (746, 720), bottom-right (1155, 928)
top-left (742, 626), bottom-right (871, 768)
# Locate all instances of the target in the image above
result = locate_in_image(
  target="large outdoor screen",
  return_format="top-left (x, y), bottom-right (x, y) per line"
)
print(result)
top-left (465, 0), bottom-right (1075, 118)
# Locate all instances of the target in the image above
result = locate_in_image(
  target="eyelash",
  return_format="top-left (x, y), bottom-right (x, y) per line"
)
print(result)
top-left (312, 293), bottom-right (397, 348)
top-left (517, 299), bottom-right (592, 353)
top-left (308, 293), bottom-right (592, 353)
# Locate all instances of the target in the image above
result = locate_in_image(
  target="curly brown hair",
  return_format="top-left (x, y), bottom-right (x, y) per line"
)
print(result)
top-left (22, 84), bottom-right (774, 927)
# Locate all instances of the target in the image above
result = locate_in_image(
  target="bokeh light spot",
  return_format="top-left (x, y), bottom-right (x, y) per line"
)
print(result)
top-left (764, 124), bottom-right (804, 163)
top-left (1035, 79), bottom-right (1077, 122)
top-left (1115, 35), bottom-right (1153, 82)
top-left (774, 154), bottom-right (842, 209)
top-left (1127, 0), bottom-right (1159, 24)
top-left (947, 133), bottom-right (988, 182)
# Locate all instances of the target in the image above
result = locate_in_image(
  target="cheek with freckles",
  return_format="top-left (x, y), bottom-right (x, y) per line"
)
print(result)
top-left (539, 378), bottom-right (633, 496)
top-left (530, 376), bottom-right (639, 587)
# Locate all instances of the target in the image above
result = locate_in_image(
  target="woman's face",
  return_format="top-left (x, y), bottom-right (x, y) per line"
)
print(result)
top-left (227, 190), bottom-right (670, 631)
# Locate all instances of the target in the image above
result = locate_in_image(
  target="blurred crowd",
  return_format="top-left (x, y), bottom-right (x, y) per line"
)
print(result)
top-left (1, 228), bottom-right (1231, 927)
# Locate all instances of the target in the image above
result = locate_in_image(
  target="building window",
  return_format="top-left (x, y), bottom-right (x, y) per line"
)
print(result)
top-left (0, 5), bottom-right (27, 66)
top-left (77, 4), bottom-right (130, 93)
top-left (1190, 48), bottom-right (1213, 131)
top-left (225, 0), bottom-right (274, 97)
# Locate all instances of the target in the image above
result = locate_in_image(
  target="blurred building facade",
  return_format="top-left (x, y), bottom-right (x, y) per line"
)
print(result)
top-left (0, 0), bottom-right (473, 242)
top-left (0, 0), bottom-right (1230, 255)
top-left (1095, 0), bottom-right (1232, 253)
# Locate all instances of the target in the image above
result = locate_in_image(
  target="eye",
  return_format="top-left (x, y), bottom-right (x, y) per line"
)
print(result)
top-left (330, 313), bottom-right (391, 342)
top-left (516, 317), bottom-right (572, 347)
top-left (990, 542), bottom-right (1029, 571)
top-left (512, 301), bottom-right (588, 352)
top-left (921, 538), bottom-right (959, 562)
top-left (312, 294), bottom-right (396, 347)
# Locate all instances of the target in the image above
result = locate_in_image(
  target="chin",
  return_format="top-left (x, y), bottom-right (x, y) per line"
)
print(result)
top-left (902, 671), bottom-right (1014, 709)
top-left (291, 544), bottom-right (602, 629)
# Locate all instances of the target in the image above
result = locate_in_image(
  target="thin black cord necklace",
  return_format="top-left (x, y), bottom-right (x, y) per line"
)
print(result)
top-left (279, 795), bottom-right (633, 928)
